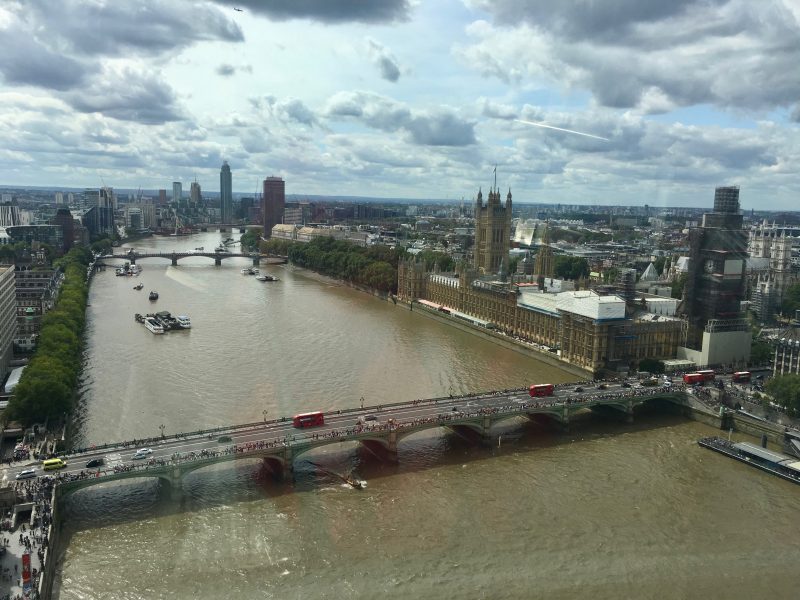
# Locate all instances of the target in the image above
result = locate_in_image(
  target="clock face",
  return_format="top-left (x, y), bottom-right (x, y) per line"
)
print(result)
top-left (704, 259), bottom-right (715, 273)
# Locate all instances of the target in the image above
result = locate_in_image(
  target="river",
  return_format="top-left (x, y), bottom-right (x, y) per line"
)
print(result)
top-left (54, 231), bottom-right (800, 599)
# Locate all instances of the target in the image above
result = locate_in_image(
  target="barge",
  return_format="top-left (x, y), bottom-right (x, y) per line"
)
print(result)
top-left (698, 436), bottom-right (800, 485)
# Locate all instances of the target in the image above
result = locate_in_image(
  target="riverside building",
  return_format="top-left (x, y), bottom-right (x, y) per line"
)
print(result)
top-left (398, 261), bottom-right (686, 376)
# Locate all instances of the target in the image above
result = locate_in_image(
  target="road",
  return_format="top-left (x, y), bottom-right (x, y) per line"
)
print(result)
top-left (2, 374), bottom-right (751, 484)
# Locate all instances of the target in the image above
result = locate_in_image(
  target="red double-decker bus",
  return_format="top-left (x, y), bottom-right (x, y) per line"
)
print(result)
top-left (732, 371), bottom-right (752, 383)
top-left (697, 369), bottom-right (715, 381)
top-left (683, 373), bottom-right (705, 385)
top-left (292, 411), bottom-right (325, 428)
top-left (529, 383), bottom-right (555, 398)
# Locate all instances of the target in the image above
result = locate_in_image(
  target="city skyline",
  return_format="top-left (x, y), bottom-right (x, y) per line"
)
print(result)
top-left (0, 1), bottom-right (798, 208)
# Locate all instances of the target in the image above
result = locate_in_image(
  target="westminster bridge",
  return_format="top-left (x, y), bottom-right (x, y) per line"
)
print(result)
top-left (8, 381), bottom-right (697, 499)
top-left (101, 251), bottom-right (288, 266)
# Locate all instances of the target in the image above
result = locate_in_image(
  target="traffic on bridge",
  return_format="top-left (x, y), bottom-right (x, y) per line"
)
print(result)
top-left (2, 372), bottom-right (740, 495)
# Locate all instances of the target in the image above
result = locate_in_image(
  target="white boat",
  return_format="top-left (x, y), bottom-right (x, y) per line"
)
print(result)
top-left (144, 317), bottom-right (164, 334)
top-left (175, 315), bottom-right (191, 329)
top-left (241, 268), bottom-right (253, 275)
top-left (129, 265), bottom-right (142, 275)
top-left (256, 274), bottom-right (279, 282)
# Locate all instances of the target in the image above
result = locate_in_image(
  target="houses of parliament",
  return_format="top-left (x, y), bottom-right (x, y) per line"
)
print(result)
top-left (398, 183), bottom-right (687, 376)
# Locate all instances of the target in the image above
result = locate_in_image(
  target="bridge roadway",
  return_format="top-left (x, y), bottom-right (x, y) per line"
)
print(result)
top-left (101, 252), bottom-right (287, 266)
top-left (2, 378), bottom-right (707, 498)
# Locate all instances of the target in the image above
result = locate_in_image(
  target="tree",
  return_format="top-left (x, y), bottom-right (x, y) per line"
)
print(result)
top-left (638, 358), bottom-right (665, 374)
top-left (554, 256), bottom-right (589, 280)
top-left (766, 374), bottom-right (800, 417)
top-left (671, 273), bottom-right (687, 299)
top-left (750, 340), bottom-right (772, 366)
top-left (781, 283), bottom-right (800, 318)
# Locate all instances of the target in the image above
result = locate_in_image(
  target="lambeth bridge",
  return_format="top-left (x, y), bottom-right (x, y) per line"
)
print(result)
top-left (101, 251), bottom-right (288, 267)
top-left (21, 381), bottom-right (697, 499)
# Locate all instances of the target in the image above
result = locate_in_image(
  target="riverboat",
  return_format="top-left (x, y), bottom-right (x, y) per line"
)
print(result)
top-left (698, 436), bottom-right (800, 486)
top-left (175, 315), bottom-right (191, 329)
top-left (256, 274), bottom-right (279, 282)
top-left (241, 267), bottom-right (254, 275)
top-left (144, 317), bottom-right (164, 335)
top-left (149, 291), bottom-right (159, 301)
top-left (133, 283), bottom-right (143, 290)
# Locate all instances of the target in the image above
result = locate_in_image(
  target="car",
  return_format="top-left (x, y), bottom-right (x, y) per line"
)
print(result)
top-left (86, 458), bottom-right (104, 468)
top-left (217, 435), bottom-right (232, 443)
top-left (132, 448), bottom-right (153, 460)
top-left (451, 406), bottom-right (460, 412)
top-left (574, 387), bottom-right (584, 392)
top-left (15, 469), bottom-right (36, 480)
top-left (621, 382), bottom-right (631, 388)
top-left (596, 384), bottom-right (608, 390)
top-left (364, 415), bottom-right (377, 421)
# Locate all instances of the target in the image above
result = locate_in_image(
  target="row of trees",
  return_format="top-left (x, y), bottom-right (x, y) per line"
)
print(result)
top-left (6, 247), bottom-right (93, 425)
top-left (265, 237), bottom-right (402, 293)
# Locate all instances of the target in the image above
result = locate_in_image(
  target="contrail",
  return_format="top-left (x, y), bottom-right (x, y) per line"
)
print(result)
top-left (514, 119), bottom-right (609, 142)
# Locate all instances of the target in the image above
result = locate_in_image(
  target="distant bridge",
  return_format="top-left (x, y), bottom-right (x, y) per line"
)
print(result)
top-left (41, 382), bottom-right (691, 499)
top-left (101, 251), bottom-right (288, 267)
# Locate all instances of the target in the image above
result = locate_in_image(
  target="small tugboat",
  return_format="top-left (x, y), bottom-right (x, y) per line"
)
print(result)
top-left (133, 283), bottom-right (143, 290)
top-left (149, 291), bottom-right (159, 301)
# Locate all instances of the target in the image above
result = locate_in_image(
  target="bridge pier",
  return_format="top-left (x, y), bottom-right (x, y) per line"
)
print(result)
top-left (168, 467), bottom-right (182, 501)
top-left (215, 257), bottom-right (222, 266)
top-left (171, 254), bottom-right (178, 266)
top-left (252, 255), bottom-right (260, 266)
top-left (129, 256), bottom-right (136, 265)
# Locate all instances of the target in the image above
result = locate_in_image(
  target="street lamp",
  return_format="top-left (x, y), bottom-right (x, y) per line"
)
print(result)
top-left (360, 397), bottom-right (365, 410)
top-left (262, 410), bottom-right (268, 424)
top-left (159, 424), bottom-right (165, 439)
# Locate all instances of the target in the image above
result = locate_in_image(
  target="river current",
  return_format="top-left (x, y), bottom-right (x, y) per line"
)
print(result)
top-left (54, 231), bottom-right (800, 599)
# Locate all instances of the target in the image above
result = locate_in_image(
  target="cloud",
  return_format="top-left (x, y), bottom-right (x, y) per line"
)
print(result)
top-left (0, 29), bottom-right (87, 91)
top-left (324, 91), bottom-right (476, 146)
top-left (27, 0), bottom-right (243, 58)
top-left (250, 96), bottom-right (318, 126)
top-left (63, 68), bottom-right (184, 124)
top-left (367, 39), bottom-right (401, 82)
top-left (212, 0), bottom-right (410, 23)
top-left (216, 63), bottom-right (253, 77)
top-left (458, 0), bottom-right (800, 113)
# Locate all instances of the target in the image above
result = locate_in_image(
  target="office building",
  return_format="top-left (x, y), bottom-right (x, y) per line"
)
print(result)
top-left (158, 189), bottom-right (167, 205)
top-left (190, 181), bottom-right (202, 204)
top-left (51, 208), bottom-right (75, 252)
top-left (0, 265), bottom-right (17, 378)
top-left (220, 162), bottom-right (233, 224)
top-left (172, 182), bottom-right (182, 203)
top-left (262, 176), bottom-right (285, 238)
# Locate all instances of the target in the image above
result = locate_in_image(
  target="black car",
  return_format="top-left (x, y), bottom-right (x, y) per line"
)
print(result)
top-left (574, 387), bottom-right (584, 393)
top-left (597, 383), bottom-right (608, 390)
top-left (86, 458), bottom-right (104, 468)
top-left (621, 382), bottom-right (631, 388)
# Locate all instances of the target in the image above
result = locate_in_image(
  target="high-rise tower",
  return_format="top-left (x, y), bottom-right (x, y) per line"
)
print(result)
top-left (262, 176), bottom-right (285, 238)
top-left (220, 161), bottom-right (232, 224)
top-left (473, 183), bottom-right (512, 275)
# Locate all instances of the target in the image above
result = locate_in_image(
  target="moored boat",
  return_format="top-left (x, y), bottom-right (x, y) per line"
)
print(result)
top-left (144, 317), bottom-right (164, 334)
top-left (149, 291), bottom-right (159, 301)
top-left (134, 283), bottom-right (143, 290)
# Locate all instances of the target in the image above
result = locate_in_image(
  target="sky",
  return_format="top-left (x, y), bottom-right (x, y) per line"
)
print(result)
top-left (0, 0), bottom-right (799, 209)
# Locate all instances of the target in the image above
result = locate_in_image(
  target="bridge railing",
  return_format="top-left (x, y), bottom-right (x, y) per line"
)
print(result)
top-left (64, 384), bottom-right (679, 457)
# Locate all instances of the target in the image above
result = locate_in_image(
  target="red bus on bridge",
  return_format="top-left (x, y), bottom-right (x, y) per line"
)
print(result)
top-left (529, 384), bottom-right (554, 398)
top-left (683, 373), bottom-right (705, 385)
top-left (292, 412), bottom-right (325, 428)
top-left (697, 369), bottom-right (715, 381)
top-left (732, 371), bottom-right (752, 383)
